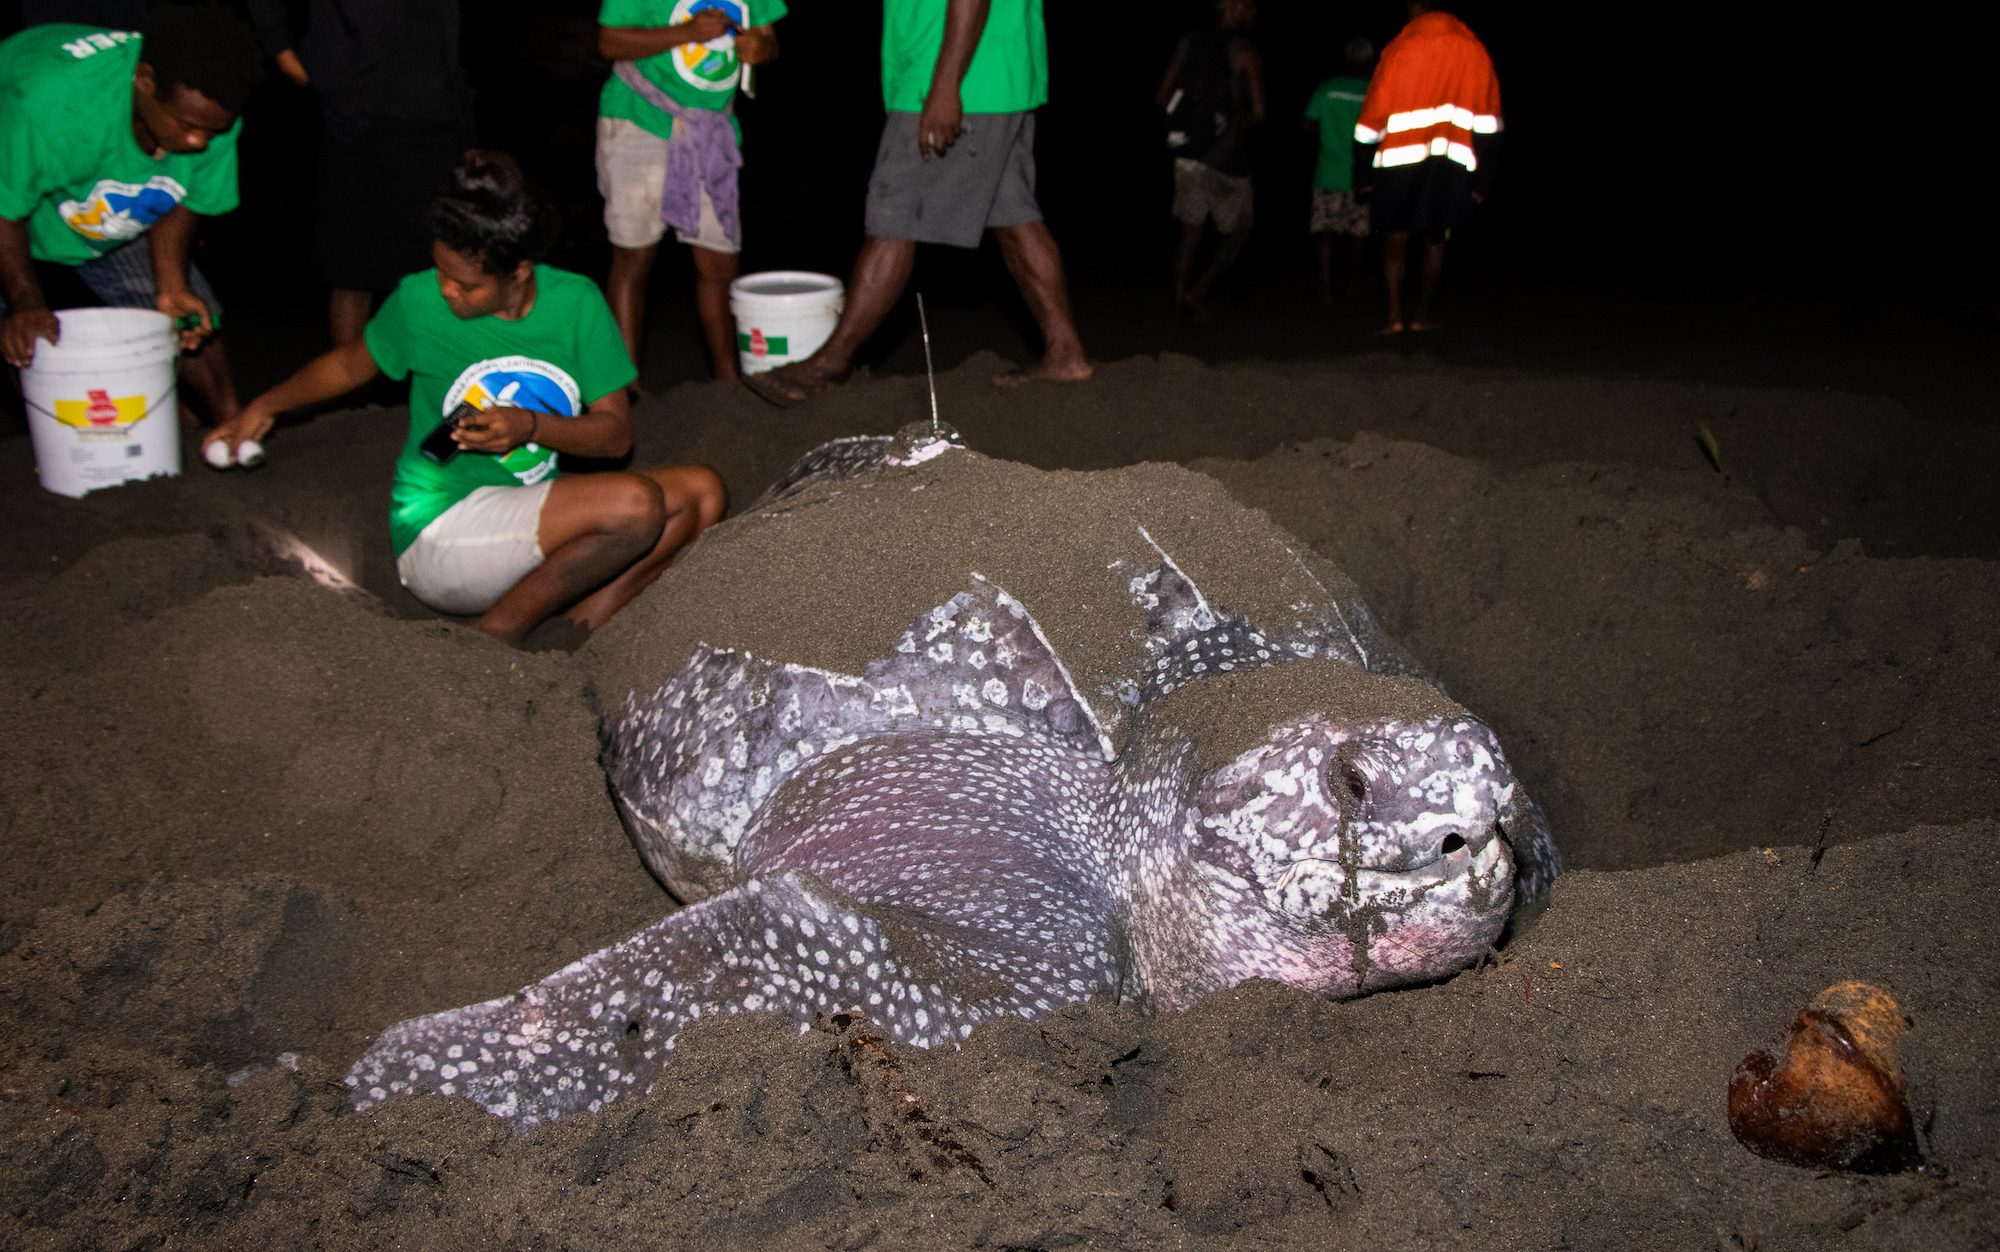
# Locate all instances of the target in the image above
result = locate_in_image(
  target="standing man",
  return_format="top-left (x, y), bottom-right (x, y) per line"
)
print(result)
top-left (246, 0), bottom-right (475, 349)
top-left (598, 0), bottom-right (785, 385)
top-left (1352, 2), bottom-right (1501, 334)
top-left (0, 1), bottom-right (262, 436)
top-left (1158, 0), bottom-right (1263, 325)
top-left (746, 0), bottom-right (1090, 406)
top-left (1303, 37), bottom-right (1372, 304)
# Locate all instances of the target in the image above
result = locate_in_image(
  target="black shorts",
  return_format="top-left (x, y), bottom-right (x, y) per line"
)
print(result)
top-left (1369, 158), bottom-right (1477, 236)
top-left (315, 116), bottom-right (473, 294)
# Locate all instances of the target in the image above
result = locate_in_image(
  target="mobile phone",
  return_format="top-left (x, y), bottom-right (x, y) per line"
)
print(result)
top-left (419, 400), bottom-right (482, 465)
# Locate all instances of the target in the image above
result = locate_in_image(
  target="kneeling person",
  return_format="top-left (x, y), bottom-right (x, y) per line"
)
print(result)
top-left (207, 151), bottom-right (723, 646)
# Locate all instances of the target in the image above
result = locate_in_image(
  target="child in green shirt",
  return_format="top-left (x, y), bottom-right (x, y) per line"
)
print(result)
top-left (208, 152), bottom-right (725, 647)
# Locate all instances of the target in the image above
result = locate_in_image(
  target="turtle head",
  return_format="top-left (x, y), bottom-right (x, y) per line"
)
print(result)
top-left (1127, 665), bottom-right (1530, 1008)
top-left (1192, 710), bottom-right (1518, 998)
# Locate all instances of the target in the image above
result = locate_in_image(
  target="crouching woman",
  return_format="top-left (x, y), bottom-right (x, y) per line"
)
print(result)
top-left (205, 150), bottom-right (723, 645)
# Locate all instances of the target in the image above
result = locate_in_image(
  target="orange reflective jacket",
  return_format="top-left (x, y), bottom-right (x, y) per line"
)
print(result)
top-left (1354, 11), bottom-right (1501, 174)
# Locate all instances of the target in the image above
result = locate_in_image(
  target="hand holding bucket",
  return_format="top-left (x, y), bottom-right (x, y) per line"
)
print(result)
top-left (19, 308), bottom-right (182, 497)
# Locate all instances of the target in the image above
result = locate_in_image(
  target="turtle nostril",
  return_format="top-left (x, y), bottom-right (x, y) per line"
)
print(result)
top-left (1441, 833), bottom-right (1467, 855)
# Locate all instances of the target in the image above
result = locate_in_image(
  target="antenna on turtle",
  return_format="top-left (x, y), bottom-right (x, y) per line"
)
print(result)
top-left (918, 292), bottom-right (940, 439)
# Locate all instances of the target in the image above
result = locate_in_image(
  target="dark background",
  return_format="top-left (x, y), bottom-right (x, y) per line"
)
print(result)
top-left (2, 0), bottom-right (1992, 394)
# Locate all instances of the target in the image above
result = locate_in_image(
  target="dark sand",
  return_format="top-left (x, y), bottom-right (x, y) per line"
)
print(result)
top-left (2, 351), bottom-right (1995, 1249)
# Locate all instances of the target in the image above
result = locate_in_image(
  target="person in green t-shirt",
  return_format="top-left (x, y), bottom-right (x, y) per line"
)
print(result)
top-left (206, 152), bottom-right (726, 648)
top-left (1303, 37), bottom-right (1374, 304)
top-left (744, 0), bottom-right (1090, 407)
top-left (0, 3), bottom-right (262, 433)
top-left (597, 0), bottom-right (785, 385)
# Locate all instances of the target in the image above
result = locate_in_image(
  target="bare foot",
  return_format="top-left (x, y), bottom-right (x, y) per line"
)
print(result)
top-left (1407, 319), bottom-right (1443, 332)
top-left (1177, 295), bottom-right (1213, 327)
top-left (1375, 321), bottom-right (1406, 336)
top-left (993, 359), bottom-right (1094, 388)
top-left (741, 358), bottom-right (851, 408)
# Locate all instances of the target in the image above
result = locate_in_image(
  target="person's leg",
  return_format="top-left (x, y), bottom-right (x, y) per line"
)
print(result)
top-left (560, 464), bottom-right (725, 632)
top-left (1185, 228), bottom-right (1248, 309)
top-left (690, 245), bottom-right (740, 382)
top-left (759, 236), bottom-right (916, 398)
top-left (1174, 219), bottom-right (1205, 311)
top-left (472, 472), bottom-right (666, 645)
top-left (1379, 229), bottom-right (1410, 333)
top-left (177, 336), bottom-right (242, 426)
top-left (328, 288), bottom-right (370, 347)
top-left (1409, 231), bottom-right (1448, 330)
top-left (598, 117), bottom-right (672, 384)
top-left (992, 220), bottom-right (1091, 383)
top-left (1314, 232), bottom-right (1335, 303)
top-left (1188, 173), bottom-right (1254, 311)
top-left (606, 243), bottom-right (661, 376)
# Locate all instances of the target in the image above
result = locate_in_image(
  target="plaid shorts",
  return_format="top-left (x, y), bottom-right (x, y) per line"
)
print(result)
top-left (0, 239), bottom-right (222, 320)
top-left (1172, 158), bottom-right (1254, 235)
top-left (1310, 188), bottom-right (1370, 238)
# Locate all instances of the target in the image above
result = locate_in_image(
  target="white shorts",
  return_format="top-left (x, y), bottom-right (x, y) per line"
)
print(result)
top-left (397, 483), bottom-right (552, 615)
top-left (595, 116), bottom-right (738, 253)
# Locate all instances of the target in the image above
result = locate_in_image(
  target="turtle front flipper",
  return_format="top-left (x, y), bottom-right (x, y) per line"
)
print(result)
top-left (605, 575), bottom-right (1110, 897)
top-left (347, 870), bottom-right (1116, 1131)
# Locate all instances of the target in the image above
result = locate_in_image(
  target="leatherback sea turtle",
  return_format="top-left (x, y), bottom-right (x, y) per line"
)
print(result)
top-left (347, 425), bottom-right (1560, 1129)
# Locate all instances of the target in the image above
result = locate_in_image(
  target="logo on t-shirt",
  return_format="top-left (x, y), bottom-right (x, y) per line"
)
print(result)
top-left (59, 176), bottom-right (188, 243)
top-left (669, 0), bottom-right (748, 93)
top-left (443, 355), bottom-right (582, 486)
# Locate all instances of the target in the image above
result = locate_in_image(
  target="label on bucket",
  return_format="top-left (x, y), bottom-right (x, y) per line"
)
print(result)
top-left (54, 388), bottom-right (147, 430)
top-left (738, 328), bottom-right (790, 358)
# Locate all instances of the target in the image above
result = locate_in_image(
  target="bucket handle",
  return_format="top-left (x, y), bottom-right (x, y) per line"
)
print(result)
top-left (18, 380), bottom-right (181, 427)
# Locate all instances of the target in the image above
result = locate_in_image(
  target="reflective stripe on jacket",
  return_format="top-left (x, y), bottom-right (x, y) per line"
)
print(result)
top-left (1354, 11), bottom-right (1500, 174)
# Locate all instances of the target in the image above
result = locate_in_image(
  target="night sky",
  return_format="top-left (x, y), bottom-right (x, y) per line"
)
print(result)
top-left (1, 0), bottom-right (1988, 368)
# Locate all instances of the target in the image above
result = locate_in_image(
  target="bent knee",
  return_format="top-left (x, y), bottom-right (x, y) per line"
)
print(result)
top-left (591, 473), bottom-right (667, 539)
top-left (662, 465), bottom-right (726, 523)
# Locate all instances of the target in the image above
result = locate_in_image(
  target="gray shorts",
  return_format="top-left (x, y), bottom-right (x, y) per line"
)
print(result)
top-left (864, 111), bottom-right (1041, 248)
top-left (0, 238), bottom-right (222, 320)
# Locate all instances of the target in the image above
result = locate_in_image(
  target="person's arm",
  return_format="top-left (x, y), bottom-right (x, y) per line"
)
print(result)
top-left (599, 9), bottom-right (736, 62)
top-left (145, 204), bottom-right (216, 351)
top-left (450, 387), bottom-right (635, 461)
top-left (203, 338), bottom-right (381, 450)
top-left (1235, 41), bottom-right (1265, 125)
top-left (918, 0), bottom-right (991, 159)
top-left (0, 216), bottom-right (57, 368)
top-left (239, 0), bottom-right (308, 84)
top-left (736, 22), bottom-right (779, 64)
top-left (1156, 42), bottom-right (1185, 108)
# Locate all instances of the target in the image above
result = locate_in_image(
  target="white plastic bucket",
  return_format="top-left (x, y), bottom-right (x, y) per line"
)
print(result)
top-left (21, 307), bottom-right (180, 497)
top-left (728, 271), bottom-right (843, 375)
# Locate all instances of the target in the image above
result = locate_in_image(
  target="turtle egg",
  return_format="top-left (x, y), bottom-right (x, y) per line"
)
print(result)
top-left (203, 440), bottom-right (233, 469)
top-left (236, 440), bottom-right (266, 469)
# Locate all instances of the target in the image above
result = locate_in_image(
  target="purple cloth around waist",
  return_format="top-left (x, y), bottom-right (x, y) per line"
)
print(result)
top-left (614, 61), bottom-right (742, 247)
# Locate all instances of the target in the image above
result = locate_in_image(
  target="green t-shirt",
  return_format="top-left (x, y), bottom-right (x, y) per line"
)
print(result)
top-left (0, 25), bottom-right (241, 266)
top-left (1304, 75), bottom-right (1367, 191)
top-left (367, 266), bottom-right (638, 554)
top-left (597, 0), bottom-right (788, 141)
top-left (881, 0), bottom-right (1046, 114)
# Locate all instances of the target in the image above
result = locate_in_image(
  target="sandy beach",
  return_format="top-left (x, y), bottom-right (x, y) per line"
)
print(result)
top-left (1, 341), bottom-right (1994, 1248)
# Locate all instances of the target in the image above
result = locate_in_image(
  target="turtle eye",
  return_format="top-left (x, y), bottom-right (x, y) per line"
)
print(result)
top-left (1333, 756), bottom-right (1369, 806)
